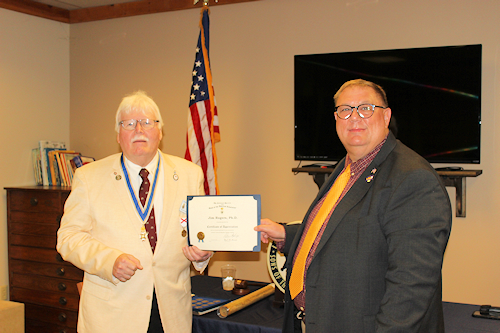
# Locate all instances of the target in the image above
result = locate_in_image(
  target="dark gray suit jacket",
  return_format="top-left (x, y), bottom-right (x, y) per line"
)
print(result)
top-left (282, 132), bottom-right (452, 333)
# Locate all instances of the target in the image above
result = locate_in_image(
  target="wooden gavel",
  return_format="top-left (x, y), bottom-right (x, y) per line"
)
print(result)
top-left (232, 279), bottom-right (268, 295)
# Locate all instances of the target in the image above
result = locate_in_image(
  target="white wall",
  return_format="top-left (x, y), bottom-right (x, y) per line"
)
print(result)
top-left (0, 8), bottom-right (70, 298)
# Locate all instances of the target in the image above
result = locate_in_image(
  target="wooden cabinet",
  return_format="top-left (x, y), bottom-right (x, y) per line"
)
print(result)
top-left (6, 186), bottom-right (83, 333)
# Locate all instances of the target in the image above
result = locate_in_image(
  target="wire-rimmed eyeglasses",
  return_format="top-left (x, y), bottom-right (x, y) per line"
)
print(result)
top-left (335, 104), bottom-right (387, 120)
top-left (119, 119), bottom-right (160, 131)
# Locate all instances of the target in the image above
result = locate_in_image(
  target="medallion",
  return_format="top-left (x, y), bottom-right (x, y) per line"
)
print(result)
top-left (140, 226), bottom-right (148, 241)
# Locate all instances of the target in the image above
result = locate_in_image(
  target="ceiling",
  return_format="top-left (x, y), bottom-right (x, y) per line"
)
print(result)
top-left (0, 0), bottom-right (260, 23)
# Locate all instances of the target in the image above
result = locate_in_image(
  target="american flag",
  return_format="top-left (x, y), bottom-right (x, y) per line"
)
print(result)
top-left (185, 7), bottom-right (220, 195)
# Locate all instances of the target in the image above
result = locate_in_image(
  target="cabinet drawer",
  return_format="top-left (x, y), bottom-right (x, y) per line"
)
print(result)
top-left (26, 317), bottom-right (77, 333)
top-left (10, 259), bottom-right (83, 281)
top-left (11, 287), bottom-right (79, 311)
top-left (25, 302), bottom-right (77, 329)
top-left (12, 272), bottom-right (80, 295)
top-left (9, 190), bottom-right (62, 212)
top-left (9, 245), bottom-right (73, 266)
top-left (9, 211), bottom-right (62, 225)
top-left (9, 220), bottom-right (58, 249)
top-left (9, 221), bottom-right (59, 236)
top-left (10, 232), bottom-right (56, 249)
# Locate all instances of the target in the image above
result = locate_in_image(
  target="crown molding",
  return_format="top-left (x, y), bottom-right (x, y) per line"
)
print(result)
top-left (0, 0), bottom-right (261, 23)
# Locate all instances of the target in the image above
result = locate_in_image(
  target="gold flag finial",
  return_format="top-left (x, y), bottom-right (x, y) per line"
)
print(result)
top-left (194, 0), bottom-right (218, 5)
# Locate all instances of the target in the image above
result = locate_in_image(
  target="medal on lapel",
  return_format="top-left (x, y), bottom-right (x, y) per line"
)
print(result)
top-left (140, 226), bottom-right (149, 240)
top-left (366, 168), bottom-right (377, 183)
top-left (180, 217), bottom-right (187, 237)
top-left (180, 202), bottom-right (187, 237)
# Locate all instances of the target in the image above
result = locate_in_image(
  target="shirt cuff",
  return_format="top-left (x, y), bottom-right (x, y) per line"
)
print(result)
top-left (192, 258), bottom-right (210, 273)
top-left (192, 252), bottom-right (214, 273)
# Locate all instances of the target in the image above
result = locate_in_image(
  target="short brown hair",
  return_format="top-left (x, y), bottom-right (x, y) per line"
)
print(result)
top-left (334, 79), bottom-right (388, 107)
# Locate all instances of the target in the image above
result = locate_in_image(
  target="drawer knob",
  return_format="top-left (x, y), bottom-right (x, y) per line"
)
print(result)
top-left (58, 312), bottom-right (67, 322)
top-left (59, 297), bottom-right (67, 305)
top-left (58, 282), bottom-right (67, 291)
top-left (30, 197), bottom-right (38, 206)
top-left (56, 267), bottom-right (65, 276)
top-left (59, 330), bottom-right (67, 333)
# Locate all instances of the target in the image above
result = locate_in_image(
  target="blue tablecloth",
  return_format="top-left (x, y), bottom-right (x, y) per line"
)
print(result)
top-left (191, 275), bottom-right (282, 333)
top-left (191, 276), bottom-right (500, 333)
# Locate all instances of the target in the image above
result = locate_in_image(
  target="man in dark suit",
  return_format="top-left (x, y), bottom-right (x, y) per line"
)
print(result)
top-left (256, 79), bottom-right (452, 332)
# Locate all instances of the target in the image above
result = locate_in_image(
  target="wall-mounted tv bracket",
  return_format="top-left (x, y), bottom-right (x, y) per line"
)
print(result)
top-left (292, 167), bottom-right (482, 218)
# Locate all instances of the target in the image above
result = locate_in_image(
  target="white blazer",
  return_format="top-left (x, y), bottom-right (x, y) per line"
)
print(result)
top-left (57, 152), bottom-right (204, 333)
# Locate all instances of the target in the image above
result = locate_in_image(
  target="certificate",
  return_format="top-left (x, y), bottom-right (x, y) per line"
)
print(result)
top-left (187, 195), bottom-right (261, 252)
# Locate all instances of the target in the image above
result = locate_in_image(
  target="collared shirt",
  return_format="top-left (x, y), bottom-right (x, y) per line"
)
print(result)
top-left (292, 137), bottom-right (387, 311)
top-left (123, 151), bottom-right (165, 232)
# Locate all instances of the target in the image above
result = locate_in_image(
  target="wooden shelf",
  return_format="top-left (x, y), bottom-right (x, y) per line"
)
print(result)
top-left (292, 167), bottom-right (482, 218)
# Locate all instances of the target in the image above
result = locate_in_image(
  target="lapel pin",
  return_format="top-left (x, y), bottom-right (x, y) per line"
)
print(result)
top-left (371, 168), bottom-right (377, 174)
top-left (173, 171), bottom-right (179, 181)
top-left (115, 175), bottom-right (122, 180)
top-left (366, 175), bottom-right (374, 183)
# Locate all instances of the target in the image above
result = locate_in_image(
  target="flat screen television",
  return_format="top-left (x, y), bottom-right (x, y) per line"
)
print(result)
top-left (294, 44), bottom-right (482, 164)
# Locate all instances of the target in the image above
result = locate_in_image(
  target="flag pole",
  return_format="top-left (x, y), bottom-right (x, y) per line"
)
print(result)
top-left (186, 4), bottom-right (220, 196)
top-left (198, 7), bottom-right (220, 195)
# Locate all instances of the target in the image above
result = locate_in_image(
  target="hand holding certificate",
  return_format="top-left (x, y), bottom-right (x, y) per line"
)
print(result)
top-left (187, 195), bottom-right (261, 252)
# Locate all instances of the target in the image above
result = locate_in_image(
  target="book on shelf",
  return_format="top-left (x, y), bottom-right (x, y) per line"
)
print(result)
top-left (31, 148), bottom-right (42, 185)
top-left (38, 141), bottom-right (66, 186)
top-left (59, 151), bottom-right (82, 186)
top-left (51, 150), bottom-right (78, 186)
top-left (73, 155), bottom-right (95, 168)
top-left (48, 150), bottom-right (68, 186)
top-left (33, 141), bottom-right (95, 186)
top-left (55, 152), bottom-right (67, 186)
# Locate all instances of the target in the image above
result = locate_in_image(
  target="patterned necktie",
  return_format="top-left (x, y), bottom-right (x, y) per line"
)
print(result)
top-left (139, 168), bottom-right (157, 252)
top-left (289, 164), bottom-right (351, 300)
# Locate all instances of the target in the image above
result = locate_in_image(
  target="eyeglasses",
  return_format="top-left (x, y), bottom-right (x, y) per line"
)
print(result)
top-left (335, 104), bottom-right (386, 120)
top-left (119, 119), bottom-right (160, 131)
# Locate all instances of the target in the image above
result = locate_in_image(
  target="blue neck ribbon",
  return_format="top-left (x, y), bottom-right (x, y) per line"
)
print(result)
top-left (120, 154), bottom-right (161, 221)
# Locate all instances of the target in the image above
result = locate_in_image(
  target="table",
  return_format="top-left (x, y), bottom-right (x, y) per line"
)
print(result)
top-left (191, 275), bottom-right (282, 333)
top-left (191, 276), bottom-right (500, 333)
top-left (443, 302), bottom-right (500, 333)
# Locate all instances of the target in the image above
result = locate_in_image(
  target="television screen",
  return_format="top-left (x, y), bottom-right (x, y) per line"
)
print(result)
top-left (294, 44), bottom-right (482, 164)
